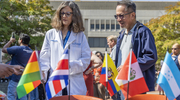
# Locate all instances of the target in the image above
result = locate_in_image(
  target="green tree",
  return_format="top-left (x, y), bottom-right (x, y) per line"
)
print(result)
top-left (145, 2), bottom-right (180, 65)
top-left (0, 0), bottom-right (55, 50)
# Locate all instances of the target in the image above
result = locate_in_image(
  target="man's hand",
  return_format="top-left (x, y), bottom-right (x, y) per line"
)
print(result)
top-left (10, 37), bottom-right (16, 43)
top-left (117, 65), bottom-right (122, 72)
top-left (12, 65), bottom-right (24, 75)
top-left (0, 65), bottom-right (14, 78)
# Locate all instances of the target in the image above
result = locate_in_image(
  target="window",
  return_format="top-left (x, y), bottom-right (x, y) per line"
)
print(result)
top-left (144, 20), bottom-right (148, 24)
top-left (106, 20), bottom-right (110, 30)
top-left (116, 21), bottom-right (120, 30)
top-left (101, 20), bottom-right (105, 30)
top-left (111, 20), bottom-right (115, 30)
top-left (88, 37), bottom-right (107, 47)
top-left (90, 20), bottom-right (94, 30)
top-left (96, 20), bottom-right (99, 30)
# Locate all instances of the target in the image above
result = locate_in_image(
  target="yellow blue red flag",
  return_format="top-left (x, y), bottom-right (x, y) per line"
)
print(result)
top-left (99, 53), bottom-right (120, 96)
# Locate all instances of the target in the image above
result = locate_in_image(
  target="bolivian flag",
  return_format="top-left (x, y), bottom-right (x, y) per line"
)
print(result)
top-left (16, 51), bottom-right (41, 99)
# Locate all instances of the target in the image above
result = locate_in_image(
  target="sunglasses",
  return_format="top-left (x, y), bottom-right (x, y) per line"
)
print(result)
top-left (114, 11), bottom-right (133, 19)
top-left (60, 12), bottom-right (72, 17)
top-left (171, 48), bottom-right (178, 50)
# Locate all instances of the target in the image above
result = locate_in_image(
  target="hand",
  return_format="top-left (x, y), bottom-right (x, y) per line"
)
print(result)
top-left (0, 65), bottom-right (14, 78)
top-left (12, 65), bottom-right (24, 75)
top-left (10, 37), bottom-right (16, 43)
top-left (117, 65), bottom-right (122, 72)
top-left (85, 67), bottom-right (93, 75)
top-left (41, 71), bottom-right (46, 83)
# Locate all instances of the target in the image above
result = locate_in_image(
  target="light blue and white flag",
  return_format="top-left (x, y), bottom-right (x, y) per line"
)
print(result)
top-left (157, 52), bottom-right (180, 100)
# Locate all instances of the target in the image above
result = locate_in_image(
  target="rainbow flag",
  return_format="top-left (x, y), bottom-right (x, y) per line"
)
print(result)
top-left (99, 52), bottom-right (120, 96)
top-left (16, 51), bottom-right (41, 99)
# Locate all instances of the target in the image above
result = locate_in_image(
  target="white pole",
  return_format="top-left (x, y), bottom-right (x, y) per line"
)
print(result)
top-left (105, 51), bottom-right (108, 82)
top-left (128, 49), bottom-right (132, 81)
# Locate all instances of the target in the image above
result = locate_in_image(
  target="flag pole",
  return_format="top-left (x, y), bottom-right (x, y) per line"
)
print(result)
top-left (105, 44), bottom-right (108, 100)
top-left (68, 45), bottom-right (71, 100)
top-left (35, 46), bottom-right (47, 100)
top-left (127, 46), bottom-right (133, 100)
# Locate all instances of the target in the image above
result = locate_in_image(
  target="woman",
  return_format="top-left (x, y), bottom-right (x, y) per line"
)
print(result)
top-left (40, 1), bottom-right (91, 96)
top-left (93, 51), bottom-right (106, 100)
top-left (83, 53), bottom-right (102, 96)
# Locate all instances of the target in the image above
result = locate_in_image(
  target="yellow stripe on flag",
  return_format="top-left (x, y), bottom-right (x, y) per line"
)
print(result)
top-left (22, 61), bottom-right (39, 75)
top-left (23, 82), bottom-right (34, 94)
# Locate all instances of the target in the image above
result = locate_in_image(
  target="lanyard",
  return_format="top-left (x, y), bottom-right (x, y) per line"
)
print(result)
top-left (63, 31), bottom-right (71, 49)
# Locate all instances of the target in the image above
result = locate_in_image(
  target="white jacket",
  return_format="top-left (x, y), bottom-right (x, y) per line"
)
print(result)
top-left (40, 29), bottom-right (91, 95)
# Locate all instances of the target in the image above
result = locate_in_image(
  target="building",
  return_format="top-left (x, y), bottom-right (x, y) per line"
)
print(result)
top-left (49, 0), bottom-right (177, 53)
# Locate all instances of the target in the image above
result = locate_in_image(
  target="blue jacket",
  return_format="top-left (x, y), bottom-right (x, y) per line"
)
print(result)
top-left (115, 21), bottom-right (158, 91)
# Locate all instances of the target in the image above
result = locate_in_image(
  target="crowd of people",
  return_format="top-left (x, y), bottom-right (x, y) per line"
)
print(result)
top-left (0, 1), bottom-right (180, 100)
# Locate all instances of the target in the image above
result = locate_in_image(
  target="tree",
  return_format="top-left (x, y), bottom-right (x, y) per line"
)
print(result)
top-left (145, 2), bottom-right (180, 65)
top-left (0, 0), bottom-right (55, 50)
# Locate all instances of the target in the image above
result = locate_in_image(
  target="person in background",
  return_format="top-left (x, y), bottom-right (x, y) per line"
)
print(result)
top-left (93, 51), bottom-right (105, 100)
top-left (115, 1), bottom-right (157, 99)
top-left (2, 34), bottom-right (33, 100)
top-left (0, 64), bottom-right (24, 78)
top-left (171, 43), bottom-right (180, 100)
top-left (107, 35), bottom-right (117, 63)
top-left (39, 1), bottom-right (91, 96)
top-left (171, 43), bottom-right (180, 69)
top-left (83, 53), bottom-right (102, 96)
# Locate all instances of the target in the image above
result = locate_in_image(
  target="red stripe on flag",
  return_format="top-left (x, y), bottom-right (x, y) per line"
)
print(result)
top-left (99, 74), bottom-right (106, 83)
top-left (32, 80), bottom-right (41, 88)
top-left (121, 77), bottom-right (149, 99)
top-left (53, 80), bottom-right (62, 94)
top-left (56, 60), bottom-right (68, 70)
top-left (28, 51), bottom-right (38, 63)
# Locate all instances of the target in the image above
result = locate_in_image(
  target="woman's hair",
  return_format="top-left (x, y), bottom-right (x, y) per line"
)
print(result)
top-left (95, 51), bottom-right (104, 62)
top-left (51, 1), bottom-right (84, 33)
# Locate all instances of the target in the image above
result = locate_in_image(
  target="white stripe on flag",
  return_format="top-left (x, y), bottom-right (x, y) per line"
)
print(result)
top-left (161, 62), bottom-right (180, 97)
top-left (50, 70), bottom-right (69, 78)
top-left (60, 54), bottom-right (68, 60)
top-left (118, 62), bottom-right (144, 85)
top-left (60, 80), bottom-right (66, 89)
top-left (49, 81), bottom-right (56, 97)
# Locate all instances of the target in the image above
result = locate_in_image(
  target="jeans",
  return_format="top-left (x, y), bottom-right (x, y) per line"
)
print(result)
top-left (7, 80), bottom-right (39, 100)
top-left (7, 80), bottom-right (27, 100)
top-left (117, 90), bottom-right (125, 100)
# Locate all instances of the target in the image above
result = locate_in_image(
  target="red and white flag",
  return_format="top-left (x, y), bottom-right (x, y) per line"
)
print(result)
top-left (115, 51), bottom-right (149, 99)
top-left (45, 49), bottom-right (69, 99)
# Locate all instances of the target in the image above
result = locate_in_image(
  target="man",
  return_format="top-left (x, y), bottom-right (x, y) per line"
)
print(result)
top-left (107, 35), bottom-right (117, 63)
top-left (114, 1), bottom-right (157, 99)
top-left (0, 64), bottom-right (24, 78)
top-left (2, 33), bottom-right (33, 100)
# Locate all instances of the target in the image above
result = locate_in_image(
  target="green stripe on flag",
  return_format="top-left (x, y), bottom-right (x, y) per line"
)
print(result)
top-left (18, 71), bottom-right (41, 86)
top-left (16, 84), bottom-right (27, 99)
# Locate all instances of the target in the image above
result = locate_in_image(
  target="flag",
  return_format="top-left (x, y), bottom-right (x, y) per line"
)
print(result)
top-left (115, 51), bottom-right (149, 99)
top-left (45, 49), bottom-right (69, 99)
top-left (157, 52), bottom-right (180, 100)
top-left (16, 51), bottom-right (41, 99)
top-left (99, 53), bottom-right (120, 96)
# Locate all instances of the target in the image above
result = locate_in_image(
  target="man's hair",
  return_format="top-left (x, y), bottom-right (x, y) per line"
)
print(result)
top-left (172, 43), bottom-right (180, 49)
top-left (107, 35), bottom-right (117, 44)
top-left (117, 1), bottom-right (136, 13)
top-left (51, 1), bottom-right (84, 33)
top-left (19, 33), bottom-right (30, 45)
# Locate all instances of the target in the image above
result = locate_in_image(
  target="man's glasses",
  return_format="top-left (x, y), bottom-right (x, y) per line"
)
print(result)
top-left (114, 11), bottom-right (133, 19)
top-left (172, 48), bottom-right (178, 50)
top-left (60, 12), bottom-right (72, 17)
